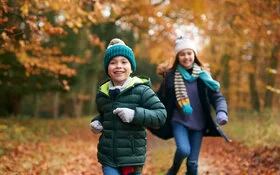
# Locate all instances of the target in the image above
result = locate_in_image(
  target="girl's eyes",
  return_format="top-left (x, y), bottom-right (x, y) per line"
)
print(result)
top-left (180, 52), bottom-right (192, 56)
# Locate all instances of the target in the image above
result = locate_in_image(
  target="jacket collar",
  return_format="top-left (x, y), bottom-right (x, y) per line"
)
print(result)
top-left (99, 76), bottom-right (150, 96)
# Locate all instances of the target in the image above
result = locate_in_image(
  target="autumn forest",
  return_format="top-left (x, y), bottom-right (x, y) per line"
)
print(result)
top-left (0, 0), bottom-right (280, 174)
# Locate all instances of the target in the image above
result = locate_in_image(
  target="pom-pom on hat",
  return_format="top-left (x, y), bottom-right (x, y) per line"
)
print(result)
top-left (104, 38), bottom-right (136, 76)
top-left (174, 36), bottom-right (197, 56)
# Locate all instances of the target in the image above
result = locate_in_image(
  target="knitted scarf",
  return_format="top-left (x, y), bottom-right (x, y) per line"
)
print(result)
top-left (174, 64), bottom-right (220, 115)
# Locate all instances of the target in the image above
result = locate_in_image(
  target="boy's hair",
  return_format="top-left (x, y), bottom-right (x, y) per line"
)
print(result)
top-left (104, 38), bottom-right (136, 76)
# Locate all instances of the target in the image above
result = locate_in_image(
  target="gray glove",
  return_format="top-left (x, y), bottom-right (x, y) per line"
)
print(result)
top-left (90, 120), bottom-right (103, 134)
top-left (216, 111), bottom-right (228, 125)
top-left (113, 108), bottom-right (135, 123)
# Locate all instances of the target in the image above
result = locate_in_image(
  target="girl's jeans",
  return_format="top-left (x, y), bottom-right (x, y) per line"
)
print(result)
top-left (102, 165), bottom-right (141, 175)
top-left (171, 121), bottom-right (204, 175)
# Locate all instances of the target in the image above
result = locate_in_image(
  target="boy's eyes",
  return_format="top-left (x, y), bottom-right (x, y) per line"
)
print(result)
top-left (110, 60), bottom-right (129, 64)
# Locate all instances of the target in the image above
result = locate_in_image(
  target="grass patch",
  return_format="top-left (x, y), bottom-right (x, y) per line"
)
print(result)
top-left (1, 111), bottom-right (279, 157)
top-left (0, 116), bottom-right (92, 155)
top-left (222, 109), bottom-right (280, 147)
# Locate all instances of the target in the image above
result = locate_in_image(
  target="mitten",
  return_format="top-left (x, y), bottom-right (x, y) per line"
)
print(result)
top-left (216, 111), bottom-right (228, 125)
top-left (90, 120), bottom-right (103, 134)
top-left (113, 108), bottom-right (135, 123)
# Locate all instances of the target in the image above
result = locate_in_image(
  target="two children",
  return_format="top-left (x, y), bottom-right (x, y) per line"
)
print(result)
top-left (90, 37), bottom-right (229, 175)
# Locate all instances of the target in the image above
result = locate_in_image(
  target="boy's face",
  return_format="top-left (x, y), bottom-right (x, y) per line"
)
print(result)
top-left (108, 56), bottom-right (132, 86)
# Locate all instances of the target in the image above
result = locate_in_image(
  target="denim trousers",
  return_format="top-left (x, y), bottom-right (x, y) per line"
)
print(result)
top-left (102, 165), bottom-right (141, 175)
top-left (171, 121), bottom-right (204, 175)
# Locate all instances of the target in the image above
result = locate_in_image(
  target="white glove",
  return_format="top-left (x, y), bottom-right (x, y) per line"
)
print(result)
top-left (216, 112), bottom-right (228, 125)
top-left (90, 120), bottom-right (103, 134)
top-left (113, 108), bottom-right (135, 123)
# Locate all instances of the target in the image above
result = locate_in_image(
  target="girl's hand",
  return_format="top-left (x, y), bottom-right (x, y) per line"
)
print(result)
top-left (216, 111), bottom-right (228, 125)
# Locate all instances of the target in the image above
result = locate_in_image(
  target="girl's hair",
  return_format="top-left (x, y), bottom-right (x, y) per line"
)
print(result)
top-left (156, 51), bottom-right (210, 77)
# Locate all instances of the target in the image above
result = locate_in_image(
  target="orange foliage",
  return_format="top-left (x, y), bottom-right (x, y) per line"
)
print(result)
top-left (1, 0), bottom-right (279, 109)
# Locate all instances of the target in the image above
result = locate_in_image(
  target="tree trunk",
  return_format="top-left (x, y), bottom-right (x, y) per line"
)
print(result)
top-left (33, 93), bottom-right (39, 118)
top-left (63, 98), bottom-right (75, 117)
top-left (10, 93), bottom-right (21, 117)
top-left (71, 26), bottom-right (87, 118)
top-left (249, 73), bottom-right (260, 112)
top-left (89, 75), bottom-right (99, 116)
top-left (249, 43), bottom-right (261, 112)
top-left (74, 94), bottom-right (84, 118)
top-left (264, 44), bottom-right (279, 108)
top-left (220, 54), bottom-right (230, 102)
top-left (53, 92), bottom-right (60, 118)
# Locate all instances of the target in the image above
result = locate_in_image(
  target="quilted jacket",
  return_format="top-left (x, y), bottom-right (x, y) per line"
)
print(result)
top-left (92, 76), bottom-right (167, 167)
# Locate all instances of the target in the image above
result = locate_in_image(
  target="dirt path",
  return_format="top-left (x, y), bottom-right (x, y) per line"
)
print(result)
top-left (1, 128), bottom-right (279, 175)
top-left (145, 135), bottom-right (280, 175)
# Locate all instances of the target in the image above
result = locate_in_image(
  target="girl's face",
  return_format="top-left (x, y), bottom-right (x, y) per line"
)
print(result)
top-left (178, 49), bottom-right (195, 69)
top-left (108, 56), bottom-right (132, 86)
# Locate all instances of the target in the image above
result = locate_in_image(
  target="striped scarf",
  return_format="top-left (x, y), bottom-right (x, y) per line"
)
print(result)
top-left (174, 63), bottom-right (220, 115)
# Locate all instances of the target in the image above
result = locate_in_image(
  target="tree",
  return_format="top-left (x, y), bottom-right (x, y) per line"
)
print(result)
top-left (1, 0), bottom-right (279, 116)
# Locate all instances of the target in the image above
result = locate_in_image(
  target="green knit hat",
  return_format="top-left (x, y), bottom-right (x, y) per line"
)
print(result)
top-left (104, 38), bottom-right (136, 76)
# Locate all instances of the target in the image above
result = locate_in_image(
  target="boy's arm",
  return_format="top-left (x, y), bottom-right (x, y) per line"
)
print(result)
top-left (131, 87), bottom-right (167, 128)
top-left (91, 115), bottom-right (102, 122)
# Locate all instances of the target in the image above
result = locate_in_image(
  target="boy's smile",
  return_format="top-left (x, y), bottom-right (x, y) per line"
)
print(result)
top-left (108, 56), bottom-right (132, 86)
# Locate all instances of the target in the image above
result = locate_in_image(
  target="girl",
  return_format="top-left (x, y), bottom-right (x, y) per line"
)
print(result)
top-left (154, 36), bottom-right (230, 175)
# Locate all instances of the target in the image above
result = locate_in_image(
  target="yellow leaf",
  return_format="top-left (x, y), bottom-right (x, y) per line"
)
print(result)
top-left (25, 70), bottom-right (30, 77)
top-left (20, 3), bottom-right (29, 16)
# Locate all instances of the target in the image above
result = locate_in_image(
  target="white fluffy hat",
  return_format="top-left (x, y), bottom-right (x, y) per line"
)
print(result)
top-left (174, 36), bottom-right (197, 56)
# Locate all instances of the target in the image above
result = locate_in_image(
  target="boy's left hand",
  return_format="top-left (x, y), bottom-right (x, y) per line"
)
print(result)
top-left (113, 108), bottom-right (135, 123)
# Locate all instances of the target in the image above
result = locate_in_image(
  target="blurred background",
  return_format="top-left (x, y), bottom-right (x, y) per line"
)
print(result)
top-left (1, 1), bottom-right (280, 174)
top-left (0, 0), bottom-right (279, 118)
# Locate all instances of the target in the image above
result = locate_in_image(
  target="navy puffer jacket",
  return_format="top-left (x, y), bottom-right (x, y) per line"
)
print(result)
top-left (154, 71), bottom-right (230, 142)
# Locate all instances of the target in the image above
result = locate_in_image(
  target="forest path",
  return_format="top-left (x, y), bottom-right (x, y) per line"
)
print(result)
top-left (1, 127), bottom-right (279, 175)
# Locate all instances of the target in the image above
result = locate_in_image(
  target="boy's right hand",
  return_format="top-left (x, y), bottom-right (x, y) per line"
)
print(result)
top-left (90, 120), bottom-right (103, 134)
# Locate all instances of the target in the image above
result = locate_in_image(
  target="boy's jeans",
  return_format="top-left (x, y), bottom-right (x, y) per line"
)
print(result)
top-left (102, 165), bottom-right (141, 175)
top-left (171, 122), bottom-right (204, 175)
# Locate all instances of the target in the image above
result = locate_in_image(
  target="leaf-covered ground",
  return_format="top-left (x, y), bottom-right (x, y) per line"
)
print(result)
top-left (1, 125), bottom-right (279, 175)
